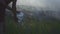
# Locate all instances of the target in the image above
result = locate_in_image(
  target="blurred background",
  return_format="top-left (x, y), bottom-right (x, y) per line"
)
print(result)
top-left (5, 0), bottom-right (60, 34)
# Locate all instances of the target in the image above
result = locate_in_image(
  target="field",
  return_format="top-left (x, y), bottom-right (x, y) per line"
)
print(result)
top-left (5, 16), bottom-right (60, 34)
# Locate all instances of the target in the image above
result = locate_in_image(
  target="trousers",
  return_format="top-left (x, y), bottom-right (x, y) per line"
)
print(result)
top-left (0, 3), bottom-right (6, 34)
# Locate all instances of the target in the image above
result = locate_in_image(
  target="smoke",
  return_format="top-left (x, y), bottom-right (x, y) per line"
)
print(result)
top-left (45, 0), bottom-right (60, 11)
top-left (17, 0), bottom-right (60, 11)
top-left (17, 0), bottom-right (47, 7)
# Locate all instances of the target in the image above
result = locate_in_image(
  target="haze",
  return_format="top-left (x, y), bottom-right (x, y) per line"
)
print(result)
top-left (17, 0), bottom-right (60, 11)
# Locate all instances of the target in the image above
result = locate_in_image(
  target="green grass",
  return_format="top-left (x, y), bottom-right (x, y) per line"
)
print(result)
top-left (5, 16), bottom-right (19, 34)
top-left (6, 16), bottom-right (60, 34)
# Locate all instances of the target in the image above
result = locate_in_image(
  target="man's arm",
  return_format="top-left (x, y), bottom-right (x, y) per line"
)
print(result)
top-left (12, 0), bottom-right (17, 11)
top-left (12, 0), bottom-right (17, 22)
top-left (6, 6), bottom-right (12, 10)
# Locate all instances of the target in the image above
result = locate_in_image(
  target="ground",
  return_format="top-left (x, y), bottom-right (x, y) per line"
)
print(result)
top-left (5, 15), bottom-right (60, 34)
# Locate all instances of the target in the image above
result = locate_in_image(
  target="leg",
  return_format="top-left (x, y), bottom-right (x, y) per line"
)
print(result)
top-left (0, 7), bottom-right (5, 34)
top-left (0, 13), bottom-right (5, 34)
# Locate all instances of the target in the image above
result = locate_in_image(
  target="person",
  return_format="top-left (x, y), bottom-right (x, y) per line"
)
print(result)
top-left (0, 0), bottom-right (17, 34)
top-left (16, 11), bottom-right (24, 26)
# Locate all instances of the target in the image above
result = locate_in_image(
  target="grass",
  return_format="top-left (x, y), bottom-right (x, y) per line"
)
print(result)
top-left (5, 16), bottom-right (60, 34)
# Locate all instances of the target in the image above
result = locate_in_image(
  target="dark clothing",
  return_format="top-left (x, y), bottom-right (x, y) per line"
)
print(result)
top-left (0, 23), bottom-right (4, 34)
top-left (0, 0), bottom-right (13, 34)
top-left (0, 0), bottom-right (13, 22)
top-left (0, 2), bottom-right (6, 34)
top-left (0, 3), bottom-right (5, 23)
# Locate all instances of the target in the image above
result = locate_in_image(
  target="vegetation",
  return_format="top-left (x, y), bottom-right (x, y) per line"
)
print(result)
top-left (5, 15), bottom-right (60, 34)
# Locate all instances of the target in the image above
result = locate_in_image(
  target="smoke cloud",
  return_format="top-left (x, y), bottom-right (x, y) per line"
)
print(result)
top-left (17, 0), bottom-right (60, 11)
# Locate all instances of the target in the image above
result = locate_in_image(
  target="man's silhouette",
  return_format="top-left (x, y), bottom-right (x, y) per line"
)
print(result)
top-left (0, 0), bottom-right (17, 34)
